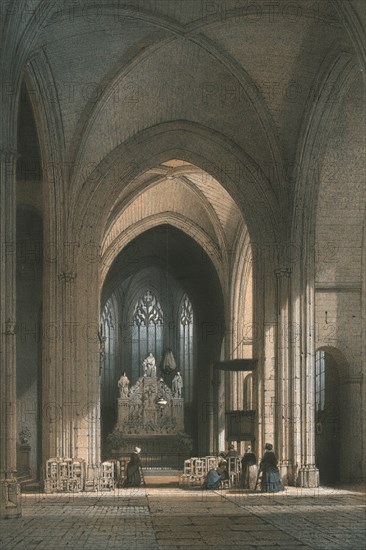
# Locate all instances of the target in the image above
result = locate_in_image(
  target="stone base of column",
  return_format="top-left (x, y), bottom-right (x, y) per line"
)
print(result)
top-left (297, 465), bottom-right (319, 488)
top-left (279, 460), bottom-right (293, 486)
top-left (0, 478), bottom-right (22, 519)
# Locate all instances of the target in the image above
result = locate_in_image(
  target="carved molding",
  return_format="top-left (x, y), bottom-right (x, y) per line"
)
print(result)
top-left (275, 267), bottom-right (292, 278)
top-left (58, 271), bottom-right (77, 283)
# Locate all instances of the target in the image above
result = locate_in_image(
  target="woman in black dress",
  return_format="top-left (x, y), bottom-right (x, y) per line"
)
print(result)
top-left (241, 445), bottom-right (257, 490)
top-left (122, 447), bottom-right (142, 487)
top-left (259, 443), bottom-right (284, 493)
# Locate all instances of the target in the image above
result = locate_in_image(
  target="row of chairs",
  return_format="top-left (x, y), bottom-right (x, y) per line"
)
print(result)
top-left (180, 456), bottom-right (242, 488)
top-left (44, 458), bottom-right (85, 493)
top-left (184, 456), bottom-right (218, 476)
top-left (44, 458), bottom-right (117, 493)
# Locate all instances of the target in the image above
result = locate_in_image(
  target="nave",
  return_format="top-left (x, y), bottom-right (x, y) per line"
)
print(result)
top-left (1, 483), bottom-right (365, 550)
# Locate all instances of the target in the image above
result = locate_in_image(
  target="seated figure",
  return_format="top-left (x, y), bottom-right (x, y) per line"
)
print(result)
top-left (204, 452), bottom-right (229, 489)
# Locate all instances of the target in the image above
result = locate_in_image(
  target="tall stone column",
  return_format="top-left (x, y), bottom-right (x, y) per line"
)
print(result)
top-left (290, 264), bottom-right (302, 485)
top-left (275, 268), bottom-right (292, 484)
top-left (254, 255), bottom-right (277, 460)
top-left (72, 259), bottom-right (101, 474)
top-left (289, 242), bottom-right (319, 488)
top-left (298, 279), bottom-right (319, 487)
top-left (42, 261), bottom-right (73, 462)
top-left (0, 148), bottom-right (21, 518)
top-left (58, 269), bottom-right (78, 460)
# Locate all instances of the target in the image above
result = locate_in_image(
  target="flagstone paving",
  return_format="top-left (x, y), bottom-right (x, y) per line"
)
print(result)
top-left (1, 485), bottom-right (365, 549)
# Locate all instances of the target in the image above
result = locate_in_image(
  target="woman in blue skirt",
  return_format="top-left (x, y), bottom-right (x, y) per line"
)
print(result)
top-left (259, 443), bottom-right (284, 493)
top-left (204, 452), bottom-right (229, 489)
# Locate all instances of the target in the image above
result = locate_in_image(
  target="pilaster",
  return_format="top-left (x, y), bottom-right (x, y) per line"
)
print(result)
top-left (0, 148), bottom-right (21, 517)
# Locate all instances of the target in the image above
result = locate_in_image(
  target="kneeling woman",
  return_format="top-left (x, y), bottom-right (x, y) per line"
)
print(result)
top-left (259, 443), bottom-right (284, 493)
top-left (204, 452), bottom-right (229, 490)
top-left (123, 447), bottom-right (142, 487)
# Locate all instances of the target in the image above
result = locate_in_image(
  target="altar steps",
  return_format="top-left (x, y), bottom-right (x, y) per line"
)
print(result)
top-left (142, 469), bottom-right (180, 487)
top-left (19, 477), bottom-right (41, 493)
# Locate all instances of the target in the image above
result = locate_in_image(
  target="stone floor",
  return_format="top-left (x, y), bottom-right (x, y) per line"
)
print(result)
top-left (1, 482), bottom-right (365, 549)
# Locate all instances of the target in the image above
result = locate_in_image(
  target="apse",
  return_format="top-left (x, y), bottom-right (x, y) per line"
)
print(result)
top-left (100, 225), bottom-right (225, 458)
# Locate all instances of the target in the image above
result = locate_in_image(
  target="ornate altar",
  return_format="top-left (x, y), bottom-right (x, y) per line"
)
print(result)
top-left (110, 360), bottom-right (185, 456)
top-left (117, 375), bottom-right (183, 435)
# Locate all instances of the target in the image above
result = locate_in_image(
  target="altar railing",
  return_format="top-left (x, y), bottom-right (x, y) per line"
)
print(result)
top-left (110, 451), bottom-right (189, 470)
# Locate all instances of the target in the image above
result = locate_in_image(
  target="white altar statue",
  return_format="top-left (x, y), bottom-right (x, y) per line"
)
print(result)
top-left (143, 352), bottom-right (156, 377)
top-left (172, 372), bottom-right (183, 398)
top-left (118, 372), bottom-right (130, 398)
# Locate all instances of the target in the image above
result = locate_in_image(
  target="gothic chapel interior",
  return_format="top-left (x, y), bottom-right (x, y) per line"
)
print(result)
top-left (1, 0), bottom-right (365, 518)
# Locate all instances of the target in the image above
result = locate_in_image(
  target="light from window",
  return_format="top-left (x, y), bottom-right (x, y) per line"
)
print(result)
top-left (243, 373), bottom-right (253, 410)
top-left (101, 299), bottom-right (115, 401)
top-left (315, 350), bottom-right (325, 412)
top-left (179, 294), bottom-right (193, 403)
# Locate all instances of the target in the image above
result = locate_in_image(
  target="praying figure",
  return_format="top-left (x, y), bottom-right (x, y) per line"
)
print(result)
top-left (143, 352), bottom-right (156, 377)
top-left (172, 372), bottom-right (183, 398)
top-left (118, 372), bottom-right (130, 398)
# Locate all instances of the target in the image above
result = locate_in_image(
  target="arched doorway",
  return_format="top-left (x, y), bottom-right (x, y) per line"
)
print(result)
top-left (315, 350), bottom-right (341, 484)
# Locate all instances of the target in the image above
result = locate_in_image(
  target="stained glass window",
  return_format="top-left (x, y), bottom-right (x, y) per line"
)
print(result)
top-left (179, 294), bottom-right (193, 403)
top-left (101, 299), bottom-right (115, 402)
top-left (316, 350), bottom-right (325, 412)
top-left (131, 290), bottom-right (163, 381)
top-left (243, 373), bottom-right (253, 410)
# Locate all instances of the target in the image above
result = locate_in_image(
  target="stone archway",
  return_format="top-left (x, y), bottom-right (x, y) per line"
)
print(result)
top-left (100, 224), bottom-right (226, 459)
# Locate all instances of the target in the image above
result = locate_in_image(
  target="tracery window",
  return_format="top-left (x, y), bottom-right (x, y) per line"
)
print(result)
top-left (101, 299), bottom-right (115, 402)
top-left (315, 350), bottom-right (325, 412)
top-left (131, 290), bottom-right (163, 380)
top-left (179, 294), bottom-right (193, 403)
top-left (243, 373), bottom-right (253, 410)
